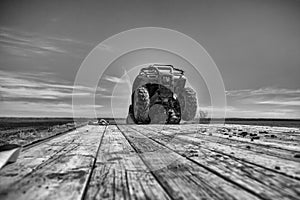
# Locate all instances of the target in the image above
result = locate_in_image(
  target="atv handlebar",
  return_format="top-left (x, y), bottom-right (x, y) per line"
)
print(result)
top-left (140, 64), bottom-right (184, 76)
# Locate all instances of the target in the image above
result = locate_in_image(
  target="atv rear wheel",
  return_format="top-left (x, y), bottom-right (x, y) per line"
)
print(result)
top-left (149, 104), bottom-right (168, 124)
top-left (133, 86), bottom-right (150, 124)
top-left (179, 87), bottom-right (197, 121)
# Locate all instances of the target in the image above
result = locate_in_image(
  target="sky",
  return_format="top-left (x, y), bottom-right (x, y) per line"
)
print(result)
top-left (0, 0), bottom-right (299, 118)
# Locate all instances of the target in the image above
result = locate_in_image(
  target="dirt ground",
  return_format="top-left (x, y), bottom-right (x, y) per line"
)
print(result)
top-left (0, 118), bottom-right (88, 146)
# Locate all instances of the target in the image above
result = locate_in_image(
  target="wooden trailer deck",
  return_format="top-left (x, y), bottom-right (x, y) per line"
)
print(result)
top-left (0, 124), bottom-right (300, 200)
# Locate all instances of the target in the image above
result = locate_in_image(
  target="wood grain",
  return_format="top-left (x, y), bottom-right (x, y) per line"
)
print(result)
top-left (0, 125), bottom-right (106, 200)
top-left (1, 124), bottom-right (299, 200)
top-left (119, 125), bottom-right (260, 200)
top-left (142, 125), bottom-right (300, 176)
top-left (129, 125), bottom-right (300, 200)
top-left (85, 125), bottom-right (171, 200)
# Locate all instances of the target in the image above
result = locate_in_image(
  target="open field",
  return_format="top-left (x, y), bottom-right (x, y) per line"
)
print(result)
top-left (0, 118), bottom-right (89, 146)
top-left (0, 118), bottom-right (300, 200)
top-left (214, 118), bottom-right (300, 129)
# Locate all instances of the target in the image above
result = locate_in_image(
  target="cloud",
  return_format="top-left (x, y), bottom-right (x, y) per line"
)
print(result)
top-left (122, 67), bottom-right (133, 91)
top-left (100, 94), bottom-right (128, 99)
top-left (199, 105), bottom-right (298, 118)
top-left (224, 87), bottom-right (300, 118)
top-left (0, 100), bottom-right (103, 117)
top-left (225, 107), bottom-right (298, 118)
top-left (47, 35), bottom-right (93, 47)
top-left (99, 71), bottom-right (133, 99)
top-left (256, 100), bottom-right (300, 106)
top-left (103, 68), bottom-right (134, 87)
top-left (0, 69), bottom-right (107, 117)
top-left (0, 29), bottom-right (66, 55)
top-left (226, 87), bottom-right (300, 106)
top-left (1, 68), bottom-right (298, 118)
top-left (0, 27), bottom-right (93, 57)
top-left (95, 44), bottom-right (114, 52)
top-left (104, 75), bottom-right (127, 83)
top-left (226, 87), bottom-right (300, 97)
top-left (0, 70), bottom-right (97, 102)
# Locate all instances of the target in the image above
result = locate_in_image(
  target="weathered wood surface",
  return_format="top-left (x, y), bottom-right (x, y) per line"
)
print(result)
top-left (85, 125), bottom-right (170, 200)
top-left (0, 124), bottom-right (299, 200)
top-left (118, 125), bottom-right (260, 200)
top-left (139, 125), bottom-right (300, 178)
top-left (0, 125), bottom-right (106, 200)
top-left (128, 125), bottom-right (300, 200)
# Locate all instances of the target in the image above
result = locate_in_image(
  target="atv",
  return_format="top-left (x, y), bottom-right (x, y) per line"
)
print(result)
top-left (126, 64), bottom-right (197, 124)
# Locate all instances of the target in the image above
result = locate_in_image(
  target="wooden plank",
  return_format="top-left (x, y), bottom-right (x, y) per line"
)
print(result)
top-left (130, 125), bottom-right (300, 200)
top-left (0, 125), bottom-right (106, 200)
top-left (144, 125), bottom-right (300, 178)
top-left (177, 135), bottom-right (300, 178)
top-left (0, 125), bottom-right (90, 189)
top-left (220, 124), bottom-right (300, 144)
top-left (144, 124), bottom-right (300, 165)
top-left (118, 125), bottom-right (260, 200)
top-left (173, 124), bottom-right (300, 153)
top-left (85, 125), bottom-right (171, 200)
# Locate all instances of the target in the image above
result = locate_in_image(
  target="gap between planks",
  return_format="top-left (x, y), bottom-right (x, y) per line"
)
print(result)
top-left (126, 125), bottom-right (300, 200)
top-left (84, 125), bottom-right (172, 200)
top-left (0, 125), bottom-right (106, 200)
top-left (141, 125), bottom-right (300, 179)
top-left (117, 125), bottom-right (262, 200)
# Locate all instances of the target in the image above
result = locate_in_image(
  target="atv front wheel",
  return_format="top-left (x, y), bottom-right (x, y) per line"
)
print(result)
top-left (126, 115), bottom-right (135, 124)
top-left (179, 87), bottom-right (197, 121)
top-left (126, 105), bottom-right (135, 124)
top-left (133, 86), bottom-right (150, 124)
